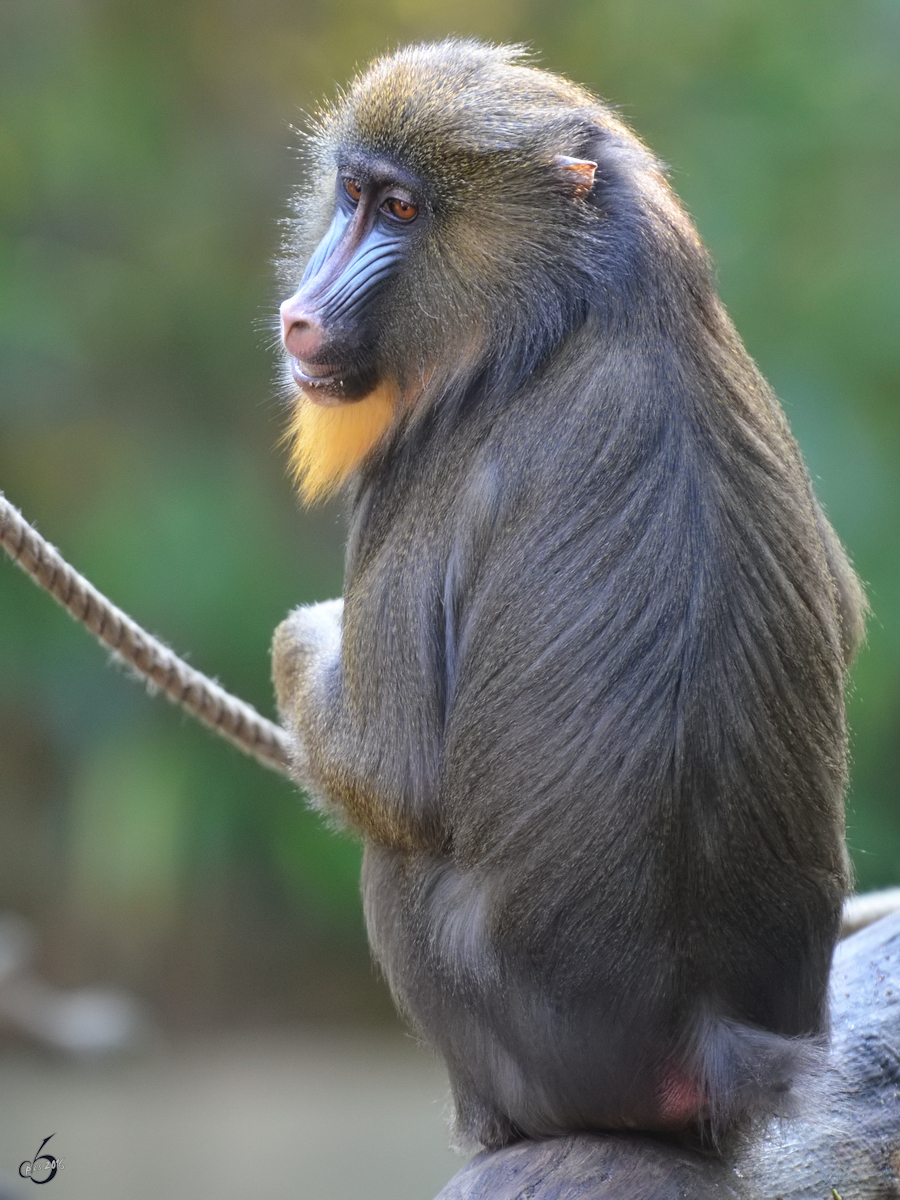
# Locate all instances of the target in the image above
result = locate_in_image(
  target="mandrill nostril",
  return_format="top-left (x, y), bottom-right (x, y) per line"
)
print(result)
top-left (285, 321), bottom-right (323, 361)
top-left (280, 299), bottom-right (326, 361)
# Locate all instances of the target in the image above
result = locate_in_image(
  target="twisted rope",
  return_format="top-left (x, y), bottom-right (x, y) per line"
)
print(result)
top-left (0, 491), bottom-right (293, 777)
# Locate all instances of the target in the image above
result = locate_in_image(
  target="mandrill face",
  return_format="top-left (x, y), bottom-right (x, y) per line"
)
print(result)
top-left (280, 157), bottom-right (429, 406)
top-left (277, 41), bottom-right (611, 500)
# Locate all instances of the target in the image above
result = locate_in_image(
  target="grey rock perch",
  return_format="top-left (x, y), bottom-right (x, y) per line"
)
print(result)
top-left (434, 912), bottom-right (900, 1199)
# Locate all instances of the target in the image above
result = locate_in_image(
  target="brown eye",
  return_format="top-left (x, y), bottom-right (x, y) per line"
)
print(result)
top-left (385, 197), bottom-right (418, 222)
top-left (343, 178), bottom-right (362, 203)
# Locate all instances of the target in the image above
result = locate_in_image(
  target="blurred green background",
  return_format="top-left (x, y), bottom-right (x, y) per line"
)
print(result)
top-left (1, 0), bottom-right (898, 1031)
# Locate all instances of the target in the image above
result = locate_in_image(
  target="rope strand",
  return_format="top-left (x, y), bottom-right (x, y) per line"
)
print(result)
top-left (0, 491), bottom-right (293, 778)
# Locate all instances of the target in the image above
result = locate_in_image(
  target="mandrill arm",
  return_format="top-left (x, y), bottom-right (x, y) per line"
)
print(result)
top-left (272, 595), bottom-right (447, 851)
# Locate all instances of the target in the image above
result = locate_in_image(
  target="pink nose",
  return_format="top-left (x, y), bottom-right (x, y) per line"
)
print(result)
top-left (280, 295), bottom-right (326, 360)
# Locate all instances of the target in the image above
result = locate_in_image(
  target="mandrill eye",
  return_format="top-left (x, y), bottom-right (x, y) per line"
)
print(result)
top-left (384, 197), bottom-right (418, 222)
top-left (343, 178), bottom-right (362, 203)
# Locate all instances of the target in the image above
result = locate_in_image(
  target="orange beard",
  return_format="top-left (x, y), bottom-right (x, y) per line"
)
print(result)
top-left (285, 380), bottom-right (399, 503)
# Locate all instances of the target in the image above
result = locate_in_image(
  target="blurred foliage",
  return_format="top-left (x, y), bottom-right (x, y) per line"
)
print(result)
top-left (0, 0), bottom-right (897, 1023)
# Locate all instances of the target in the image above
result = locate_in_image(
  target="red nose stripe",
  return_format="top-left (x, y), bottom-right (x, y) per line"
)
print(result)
top-left (280, 296), bottom-right (327, 360)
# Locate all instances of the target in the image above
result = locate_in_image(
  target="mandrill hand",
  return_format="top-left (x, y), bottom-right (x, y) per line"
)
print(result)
top-left (271, 597), bottom-right (344, 788)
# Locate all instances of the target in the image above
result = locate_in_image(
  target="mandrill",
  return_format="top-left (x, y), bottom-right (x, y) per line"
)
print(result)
top-left (271, 40), bottom-right (866, 1151)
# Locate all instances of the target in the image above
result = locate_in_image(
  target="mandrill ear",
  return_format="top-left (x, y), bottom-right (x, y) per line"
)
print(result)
top-left (552, 155), bottom-right (598, 200)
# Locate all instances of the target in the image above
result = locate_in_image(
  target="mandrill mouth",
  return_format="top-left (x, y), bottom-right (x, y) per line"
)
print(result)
top-left (290, 357), bottom-right (340, 383)
top-left (289, 357), bottom-right (346, 404)
top-left (288, 356), bottom-right (378, 405)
